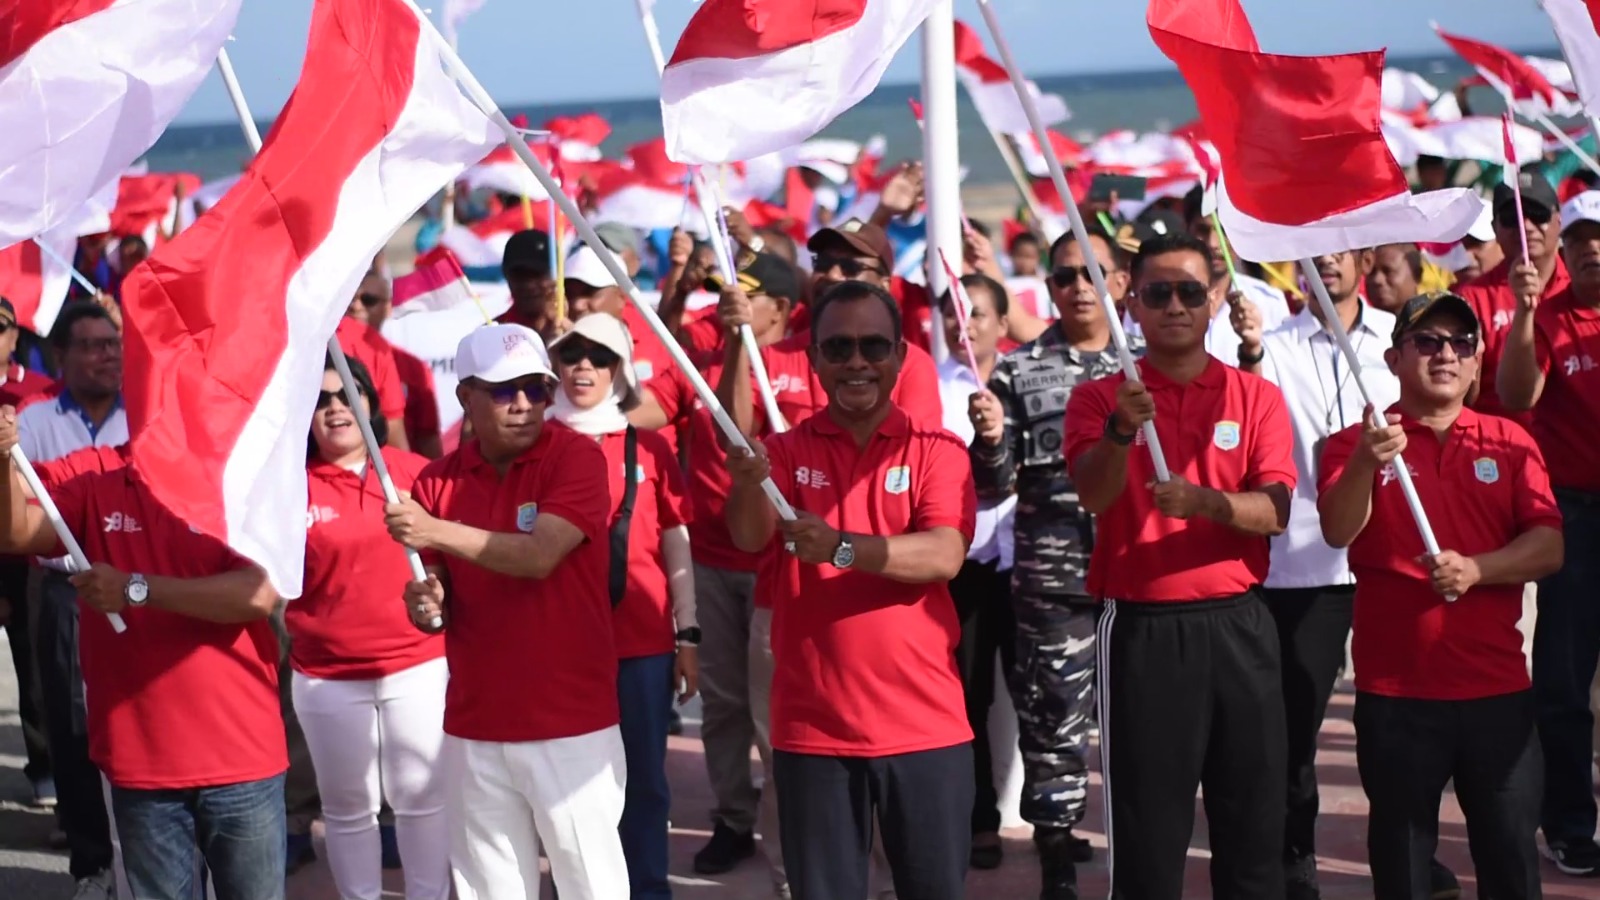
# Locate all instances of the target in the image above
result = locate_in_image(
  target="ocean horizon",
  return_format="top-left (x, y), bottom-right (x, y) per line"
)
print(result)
top-left (148, 48), bottom-right (1553, 185)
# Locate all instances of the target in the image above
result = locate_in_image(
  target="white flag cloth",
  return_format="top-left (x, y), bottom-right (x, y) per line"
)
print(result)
top-left (441, 0), bottom-right (486, 43)
top-left (1542, 0), bottom-right (1600, 119)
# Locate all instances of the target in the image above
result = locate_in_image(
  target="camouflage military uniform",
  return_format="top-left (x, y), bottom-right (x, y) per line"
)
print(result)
top-left (970, 325), bottom-right (1144, 831)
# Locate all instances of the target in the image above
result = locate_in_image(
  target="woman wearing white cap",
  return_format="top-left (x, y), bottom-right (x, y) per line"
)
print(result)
top-left (548, 313), bottom-right (699, 900)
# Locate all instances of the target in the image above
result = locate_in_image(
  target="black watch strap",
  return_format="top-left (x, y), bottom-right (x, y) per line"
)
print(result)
top-left (1104, 414), bottom-right (1135, 446)
top-left (675, 627), bottom-right (702, 645)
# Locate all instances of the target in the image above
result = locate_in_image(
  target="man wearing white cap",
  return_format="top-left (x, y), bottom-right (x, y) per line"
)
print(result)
top-left (566, 243), bottom-right (679, 393)
top-left (384, 323), bottom-right (629, 899)
top-left (1499, 189), bottom-right (1600, 876)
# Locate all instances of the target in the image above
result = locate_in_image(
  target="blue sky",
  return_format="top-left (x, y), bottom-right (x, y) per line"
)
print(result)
top-left (178, 0), bottom-right (1560, 124)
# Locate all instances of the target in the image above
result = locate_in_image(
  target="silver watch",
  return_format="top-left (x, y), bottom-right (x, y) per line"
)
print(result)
top-left (125, 573), bottom-right (149, 608)
top-left (831, 533), bottom-right (856, 569)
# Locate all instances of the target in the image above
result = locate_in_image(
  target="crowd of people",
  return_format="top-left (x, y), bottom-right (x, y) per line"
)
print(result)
top-left (0, 154), bottom-right (1598, 900)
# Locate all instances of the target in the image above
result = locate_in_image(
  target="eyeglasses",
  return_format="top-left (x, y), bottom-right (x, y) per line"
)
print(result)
top-left (0, 323), bottom-right (13, 335)
top-left (357, 292), bottom-right (385, 308)
top-left (1401, 332), bottom-right (1478, 357)
top-left (69, 337), bottom-right (121, 355)
top-left (1133, 281), bottom-right (1210, 309)
top-left (817, 335), bottom-right (897, 365)
top-left (813, 254), bottom-right (885, 279)
top-left (555, 340), bottom-right (620, 369)
top-left (475, 377), bottom-right (555, 405)
top-left (1050, 266), bottom-right (1099, 288)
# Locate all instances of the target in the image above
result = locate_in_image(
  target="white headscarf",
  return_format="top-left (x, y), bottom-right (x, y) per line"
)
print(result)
top-left (547, 375), bottom-right (630, 436)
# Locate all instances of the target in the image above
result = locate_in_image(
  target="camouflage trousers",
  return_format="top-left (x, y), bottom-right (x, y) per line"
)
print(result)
top-left (1007, 592), bottom-right (1098, 830)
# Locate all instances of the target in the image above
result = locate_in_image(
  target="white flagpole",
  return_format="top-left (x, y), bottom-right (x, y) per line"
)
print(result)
top-left (410, 2), bottom-right (797, 521)
top-left (10, 447), bottom-right (127, 632)
top-left (1295, 258), bottom-right (1453, 600)
top-left (1525, 109), bottom-right (1600, 178)
top-left (213, 47), bottom-right (437, 623)
top-left (634, 0), bottom-right (669, 74)
top-left (975, 0), bottom-right (1170, 480)
top-left (921, 0), bottom-right (961, 367)
top-left (32, 237), bottom-right (101, 297)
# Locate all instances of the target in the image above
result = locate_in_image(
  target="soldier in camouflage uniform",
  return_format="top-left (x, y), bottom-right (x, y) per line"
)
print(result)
top-left (968, 229), bottom-right (1142, 900)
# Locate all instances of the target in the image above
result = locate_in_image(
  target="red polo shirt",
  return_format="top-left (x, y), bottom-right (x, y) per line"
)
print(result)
top-left (0, 363), bottom-right (56, 409)
top-left (1064, 358), bottom-right (1297, 601)
top-left (336, 317), bottom-right (407, 421)
top-left (412, 422), bottom-right (619, 741)
top-left (1457, 257), bottom-right (1568, 425)
top-left (761, 406), bottom-right (977, 756)
top-left (600, 427), bottom-right (692, 659)
top-left (1319, 406), bottom-right (1562, 699)
top-left (392, 348), bottom-right (441, 452)
top-left (1528, 288), bottom-right (1600, 492)
top-left (289, 448), bottom-right (444, 680)
top-left (48, 468), bottom-right (285, 789)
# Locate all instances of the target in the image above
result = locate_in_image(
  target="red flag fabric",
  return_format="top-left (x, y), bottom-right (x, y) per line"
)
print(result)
top-left (1148, 0), bottom-right (1480, 260)
top-left (120, 0), bottom-right (499, 598)
top-left (952, 19), bottom-right (1069, 133)
top-left (1434, 25), bottom-right (1560, 106)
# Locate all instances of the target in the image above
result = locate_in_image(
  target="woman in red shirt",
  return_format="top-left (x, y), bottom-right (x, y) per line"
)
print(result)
top-left (548, 313), bottom-right (698, 900)
top-left (287, 355), bottom-right (449, 900)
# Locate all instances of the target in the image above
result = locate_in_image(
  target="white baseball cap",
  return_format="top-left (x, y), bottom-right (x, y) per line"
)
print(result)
top-left (563, 245), bottom-right (618, 290)
top-left (1561, 190), bottom-right (1600, 235)
top-left (454, 324), bottom-right (554, 384)
top-left (1466, 196), bottom-right (1495, 242)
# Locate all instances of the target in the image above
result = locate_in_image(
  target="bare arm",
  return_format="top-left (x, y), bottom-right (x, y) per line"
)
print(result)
top-left (425, 513), bottom-right (587, 580)
top-left (1195, 482), bottom-right (1290, 537)
top-left (385, 418), bottom-right (411, 451)
top-left (0, 462), bottom-right (60, 557)
top-left (1473, 525), bottom-right (1564, 586)
top-left (849, 527), bottom-right (968, 584)
top-left (716, 336), bottom-right (756, 438)
top-left (1496, 306), bottom-right (1544, 411)
top-left (1073, 436), bottom-right (1133, 515)
top-left (1318, 455), bottom-right (1378, 549)
top-left (727, 476), bottom-right (778, 553)
top-left (628, 388), bottom-right (671, 431)
top-left (145, 566), bottom-right (277, 624)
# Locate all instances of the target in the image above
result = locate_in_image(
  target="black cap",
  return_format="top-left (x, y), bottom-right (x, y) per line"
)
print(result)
top-left (705, 252), bottom-right (801, 302)
top-left (1134, 207), bottom-right (1187, 244)
top-left (501, 229), bottom-right (552, 276)
top-left (1492, 170), bottom-right (1559, 221)
top-left (1392, 291), bottom-right (1480, 342)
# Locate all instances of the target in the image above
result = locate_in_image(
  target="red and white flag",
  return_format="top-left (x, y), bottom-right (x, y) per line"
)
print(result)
top-left (0, 179), bottom-right (118, 335)
top-left (441, 0), bottom-right (486, 43)
top-left (1434, 24), bottom-right (1568, 114)
top-left (661, 0), bottom-right (940, 164)
top-left (120, 0), bottom-right (499, 598)
top-left (1542, 0), bottom-right (1600, 118)
top-left (953, 19), bottom-right (1069, 135)
top-left (1148, 0), bottom-right (1480, 261)
top-left (392, 254), bottom-right (475, 313)
top-left (1380, 114), bottom-right (1544, 167)
top-left (0, 0), bottom-right (242, 245)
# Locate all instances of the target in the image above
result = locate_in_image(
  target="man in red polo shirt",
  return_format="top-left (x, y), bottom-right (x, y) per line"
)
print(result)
top-left (1064, 232), bottom-right (1296, 898)
top-left (348, 270), bottom-right (442, 458)
top-left (0, 407), bottom-right (286, 900)
top-left (1456, 175), bottom-right (1566, 425)
top-left (1496, 189), bottom-right (1600, 875)
top-left (382, 323), bottom-right (628, 897)
top-left (724, 280), bottom-right (977, 900)
top-left (1320, 292), bottom-right (1563, 896)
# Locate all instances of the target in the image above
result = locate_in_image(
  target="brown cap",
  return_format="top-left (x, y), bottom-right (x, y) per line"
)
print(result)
top-left (0, 298), bottom-right (14, 327)
top-left (807, 218), bottom-right (896, 271)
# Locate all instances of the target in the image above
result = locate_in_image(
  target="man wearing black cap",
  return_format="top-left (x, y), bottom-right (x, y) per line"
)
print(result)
top-left (1319, 292), bottom-right (1562, 899)
top-left (1455, 173), bottom-right (1565, 425)
top-left (496, 229), bottom-right (561, 342)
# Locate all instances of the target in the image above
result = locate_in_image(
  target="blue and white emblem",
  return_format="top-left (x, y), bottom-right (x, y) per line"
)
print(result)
top-left (515, 502), bottom-right (539, 533)
top-left (1213, 420), bottom-right (1241, 451)
top-left (884, 465), bottom-right (911, 495)
top-left (1474, 457), bottom-right (1500, 484)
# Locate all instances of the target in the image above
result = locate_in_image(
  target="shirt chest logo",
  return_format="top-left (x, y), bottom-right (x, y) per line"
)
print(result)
top-left (515, 502), bottom-right (539, 533)
top-left (306, 505), bottom-right (340, 528)
top-left (884, 465), bottom-right (911, 495)
top-left (634, 361), bottom-right (653, 381)
top-left (1474, 457), bottom-right (1500, 484)
top-left (103, 512), bottom-right (142, 533)
top-left (1212, 420), bottom-right (1241, 451)
top-left (795, 466), bottom-right (831, 489)
top-left (1562, 354), bottom-right (1597, 376)
top-left (1492, 309), bottom-right (1513, 331)
top-left (624, 464), bottom-right (646, 483)
top-left (1380, 460), bottom-right (1420, 487)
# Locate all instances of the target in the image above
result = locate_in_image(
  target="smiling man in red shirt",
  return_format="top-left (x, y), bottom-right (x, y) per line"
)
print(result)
top-left (382, 323), bottom-right (628, 898)
top-left (1496, 189), bottom-right (1600, 876)
top-left (724, 281), bottom-right (977, 900)
top-left (1065, 232), bottom-right (1296, 899)
top-left (1320, 292), bottom-right (1563, 897)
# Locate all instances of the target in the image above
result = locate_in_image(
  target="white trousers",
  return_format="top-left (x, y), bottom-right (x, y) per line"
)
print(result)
top-left (293, 656), bottom-right (450, 900)
top-left (447, 726), bottom-right (630, 900)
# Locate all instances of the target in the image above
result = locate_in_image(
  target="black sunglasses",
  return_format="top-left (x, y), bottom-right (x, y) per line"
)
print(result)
top-left (475, 377), bottom-right (555, 405)
top-left (1134, 281), bottom-right (1210, 310)
top-left (817, 335), bottom-right (897, 365)
top-left (357, 292), bottom-right (385, 308)
top-left (813, 254), bottom-right (885, 279)
top-left (1050, 266), bottom-right (1097, 288)
top-left (1401, 332), bottom-right (1477, 357)
top-left (555, 340), bottom-right (620, 369)
top-left (315, 389), bottom-right (366, 411)
top-left (1497, 204), bottom-right (1553, 227)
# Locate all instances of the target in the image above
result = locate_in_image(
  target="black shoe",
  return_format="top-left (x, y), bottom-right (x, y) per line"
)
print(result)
top-left (1035, 829), bottom-right (1080, 900)
top-left (285, 832), bottom-right (317, 876)
top-left (380, 823), bottom-right (402, 870)
top-left (1429, 858), bottom-right (1461, 898)
top-left (1285, 853), bottom-right (1321, 900)
top-left (1545, 837), bottom-right (1600, 876)
top-left (970, 831), bottom-right (1003, 870)
top-left (693, 822), bottom-right (756, 875)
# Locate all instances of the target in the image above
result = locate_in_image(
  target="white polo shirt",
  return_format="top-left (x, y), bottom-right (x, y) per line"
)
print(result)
top-left (1255, 304), bottom-right (1399, 589)
top-left (18, 391), bottom-right (129, 572)
top-left (936, 357), bottom-right (1016, 569)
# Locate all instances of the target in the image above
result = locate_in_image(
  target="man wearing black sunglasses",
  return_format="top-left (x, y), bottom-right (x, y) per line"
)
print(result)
top-left (1456, 174), bottom-right (1565, 426)
top-left (1320, 291), bottom-right (1562, 897)
top-left (1065, 232), bottom-right (1297, 898)
top-left (724, 281), bottom-right (977, 900)
top-left (806, 217), bottom-right (940, 354)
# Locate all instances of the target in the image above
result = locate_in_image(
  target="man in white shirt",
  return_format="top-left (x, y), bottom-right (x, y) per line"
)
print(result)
top-left (1234, 251), bottom-right (1454, 899)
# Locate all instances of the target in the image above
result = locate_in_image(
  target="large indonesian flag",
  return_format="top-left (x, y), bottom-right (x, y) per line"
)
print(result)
top-left (120, 0), bottom-right (499, 598)
top-left (0, 0), bottom-right (242, 245)
top-left (1148, 0), bottom-right (1481, 261)
top-left (1542, 0), bottom-right (1600, 119)
top-left (661, 0), bottom-right (940, 164)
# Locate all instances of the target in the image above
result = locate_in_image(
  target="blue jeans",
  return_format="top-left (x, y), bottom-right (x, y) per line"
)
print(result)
top-left (618, 652), bottom-right (675, 899)
top-left (111, 773), bottom-right (287, 900)
top-left (1534, 492), bottom-right (1600, 844)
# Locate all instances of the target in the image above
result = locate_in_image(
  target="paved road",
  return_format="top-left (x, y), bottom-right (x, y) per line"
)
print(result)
top-left (5, 629), bottom-right (1600, 898)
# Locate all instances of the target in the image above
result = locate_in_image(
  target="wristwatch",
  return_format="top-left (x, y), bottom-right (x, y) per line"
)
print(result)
top-left (831, 532), bottom-right (856, 569)
top-left (1237, 344), bottom-right (1265, 365)
top-left (1103, 414), bottom-right (1135, 446)
top-left (125, 573), bottom-right (149, 608)
top-left (747, 234), bottom-right (766, 253)
top-left (675, 627), bottom-right (702, 646)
